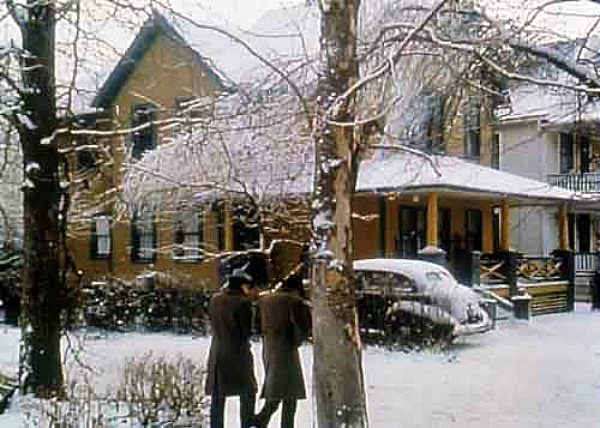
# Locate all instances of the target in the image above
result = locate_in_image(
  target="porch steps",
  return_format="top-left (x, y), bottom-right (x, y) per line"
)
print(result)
top-left (575, 272), bottom-right (593, 302)
top-left (474, 287), bottom-right (513, 323)
top-left (531, 293), bottom-right (570, 316)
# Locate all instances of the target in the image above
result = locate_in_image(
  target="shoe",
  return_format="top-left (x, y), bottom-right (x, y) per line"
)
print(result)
top-left (249, 414), bottom-right (262, 428)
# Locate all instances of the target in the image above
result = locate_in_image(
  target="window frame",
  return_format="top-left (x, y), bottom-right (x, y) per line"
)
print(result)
top-left (232, 204), bottom-right (260, 251)
top-left (130, 103), bottom-right (156, 161)
top-left (463, 98), bottom-right (481, 159)
top-left (172, 209), bottom-right (203, 262)
top-left (130, 210), bottom-right (157, 263)
top-left (76, 136), bottom-right (97, 175)
top-left (90, 213), bottom-right (111, 259)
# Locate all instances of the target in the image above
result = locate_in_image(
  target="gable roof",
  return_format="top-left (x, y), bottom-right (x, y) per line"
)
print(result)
top-left (159, 4), bottom-right (320, 86)
top-left (92, 11), bottom-right (225, 109)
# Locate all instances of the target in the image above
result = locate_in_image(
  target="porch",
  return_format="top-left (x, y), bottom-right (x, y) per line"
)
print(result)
top-left (476, 251), bottom-right (575, 316)
top-left (355, 152), bottom-right (578, 317)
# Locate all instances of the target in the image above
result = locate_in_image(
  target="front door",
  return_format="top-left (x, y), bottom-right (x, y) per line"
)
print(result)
top-left (397, 207), bottom-right (426, 258)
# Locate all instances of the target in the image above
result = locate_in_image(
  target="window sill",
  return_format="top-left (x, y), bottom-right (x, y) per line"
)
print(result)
top-left (172, 256), bottom-right (204, 263)
top-left (90, 255), bottom-right (111, 260)
top-left (131, 259), bottom-right (156, 264)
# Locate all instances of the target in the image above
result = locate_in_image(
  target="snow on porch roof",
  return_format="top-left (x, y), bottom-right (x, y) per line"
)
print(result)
top-left (356, 152), bottom-right (575, 203)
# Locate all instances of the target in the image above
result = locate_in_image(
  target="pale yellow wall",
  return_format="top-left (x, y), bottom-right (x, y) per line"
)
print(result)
top-left (68, 32), bottom-right (223, 288)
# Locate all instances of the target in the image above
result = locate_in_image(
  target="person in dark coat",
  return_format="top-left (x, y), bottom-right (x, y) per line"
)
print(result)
top-left (255, 273), bottom-right (311, 428)
top-left (205, 268), bottom-right (259, 428)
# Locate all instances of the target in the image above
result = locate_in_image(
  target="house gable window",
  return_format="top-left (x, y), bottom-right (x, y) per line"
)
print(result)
top-left (76, 136), bottom-right (97, 174)
top-left (131, 210), bottom-right (156, 263)
top-left (90, 214), bottom-right (111, 259)
top-left (173, 209), bottom-right (203, 261)
top-left (131, 103), bottom-right (156, 160)
top-left (463, 98), bottom-right (481, 159)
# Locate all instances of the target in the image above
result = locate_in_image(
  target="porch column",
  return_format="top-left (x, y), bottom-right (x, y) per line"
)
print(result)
top-left (426, 192), bottom-right (439, 247)
top-left (482, 203), bottom-right (493, 253)
top-left (500, 199), bottom-right (510, 251)
top-left (419, 192), bottom-right (446, 266)
top-left (559, 203), bottom-right (569, 250)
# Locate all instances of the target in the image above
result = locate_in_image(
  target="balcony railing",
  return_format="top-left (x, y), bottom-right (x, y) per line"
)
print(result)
top-left (548, 172), bottom-right (600, 193)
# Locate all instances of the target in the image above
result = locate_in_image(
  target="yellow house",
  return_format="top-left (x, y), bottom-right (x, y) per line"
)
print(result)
top-left (66, 11), bottom-right (229, 289)
top-left (67, 9), bottom-right (578, 319)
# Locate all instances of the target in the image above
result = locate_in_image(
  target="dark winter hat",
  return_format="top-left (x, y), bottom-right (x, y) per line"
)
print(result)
top-left (229, 268), bottom-right (253, 284)
top-left (281, 273), bottom-right (303, 291)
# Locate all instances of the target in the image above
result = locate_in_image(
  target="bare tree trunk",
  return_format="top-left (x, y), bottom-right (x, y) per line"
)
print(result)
top-left (13, 1), bottom-right (64, 397)
top-left (312, 1), bottom-right (367, 426)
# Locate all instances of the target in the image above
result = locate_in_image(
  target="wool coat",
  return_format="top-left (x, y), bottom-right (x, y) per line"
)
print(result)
top-left (258, 289), bottom-right (311, 400)
top-left (204, 288), bottom-right (257, 396)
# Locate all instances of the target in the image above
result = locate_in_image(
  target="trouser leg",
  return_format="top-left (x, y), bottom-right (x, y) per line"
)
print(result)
top-left (257, 399), bottom-right (280, 427)
top-left (210, 394), bottom-right (225, 428)
top-left (280, 399), bottom-right (297, 428)
top-left (240, 392), bottom-right (256, 428)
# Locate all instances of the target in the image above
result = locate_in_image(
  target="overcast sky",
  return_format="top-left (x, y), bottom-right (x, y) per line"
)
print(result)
top-left (170, 0), bottom-right (300, 29)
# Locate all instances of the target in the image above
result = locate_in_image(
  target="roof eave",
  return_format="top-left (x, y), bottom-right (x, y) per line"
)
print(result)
top-left (356, 183), bottom-right (574, 205)
top-left (92, 12), bottom-right (225, 109)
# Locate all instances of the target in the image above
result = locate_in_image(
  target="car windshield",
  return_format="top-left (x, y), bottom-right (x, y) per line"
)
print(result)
top-left (425, 270), bottom-right (452, 285)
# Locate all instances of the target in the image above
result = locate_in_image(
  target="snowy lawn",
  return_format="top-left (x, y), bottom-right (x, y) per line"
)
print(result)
top-left (1, 304), bottom-right (600, 427)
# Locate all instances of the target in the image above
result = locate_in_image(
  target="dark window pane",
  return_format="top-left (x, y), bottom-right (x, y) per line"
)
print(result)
top-left (131, 104), bottom-right (155, 160)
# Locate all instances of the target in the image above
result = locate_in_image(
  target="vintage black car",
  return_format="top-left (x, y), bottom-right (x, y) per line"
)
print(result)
top-left (354, 259), bottom-right (492, 344)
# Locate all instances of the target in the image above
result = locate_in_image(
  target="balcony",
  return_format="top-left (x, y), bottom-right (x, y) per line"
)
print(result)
top-left (548, 172), bottom-right (600, 193)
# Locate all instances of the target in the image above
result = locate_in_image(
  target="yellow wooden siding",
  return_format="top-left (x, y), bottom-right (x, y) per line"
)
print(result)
top-left (67, 32), bottom-right (222, 287)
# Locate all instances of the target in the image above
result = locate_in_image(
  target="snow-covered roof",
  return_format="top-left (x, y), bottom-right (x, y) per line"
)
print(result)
top-left (125, 127), bottom-right (575, 207)
top-left (498, 37), bottom-right (600, 130)
top-left (498, 85), bottom-right (600, 131)
top-left (356, 151), bottom-right (575, 203)
top-left (162, 4), bottom-right (320, 85)
top-left (122, 94), bottom-right (313, 207)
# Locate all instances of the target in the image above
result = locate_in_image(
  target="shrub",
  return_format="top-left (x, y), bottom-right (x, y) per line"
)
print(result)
top-left (115, 352), bottom-right (206, 426)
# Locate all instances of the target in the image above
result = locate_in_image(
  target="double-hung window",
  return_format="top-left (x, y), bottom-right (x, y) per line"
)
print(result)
top-left (173, 210), bottom-right (202, 261)
top-left (131, 103), bottom-right (155, 161)
top-left (131, 210), bottom-right (156, 262)
top-left (90, 214), bottom-right (111, 259)
top-left (463, 97), bottom-right (481, 159)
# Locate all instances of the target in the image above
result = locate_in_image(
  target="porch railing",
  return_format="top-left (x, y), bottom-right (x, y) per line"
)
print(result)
top-left (476, 251), bottom-right (575, 315)
top-left (479, 254), bottom-right (564, 284)
top-left (547, 172), bottom-right (600, 193)
top-left (575, 252), bottom-right (596, 272)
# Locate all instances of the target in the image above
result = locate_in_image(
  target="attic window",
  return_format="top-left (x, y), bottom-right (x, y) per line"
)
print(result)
top-left (76, 136), bottom-right (97, 174)
top-left (131, 103), bottom-right (155, 160)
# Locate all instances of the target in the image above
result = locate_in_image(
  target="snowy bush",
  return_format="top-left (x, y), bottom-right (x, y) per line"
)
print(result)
top-left (115, 352), bottom-right (206, 426)
top-left (20, 354), bottom-right (207, 427)
top-left (21, 375), bottom-right (114, 427)
top-left (80, 279), bottom-right (212, 334)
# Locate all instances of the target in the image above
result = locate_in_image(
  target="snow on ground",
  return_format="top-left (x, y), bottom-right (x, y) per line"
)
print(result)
top-left (0, 324), bottom-right (18, 379)
top-left (1, 304), bottom-right (600, 427)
